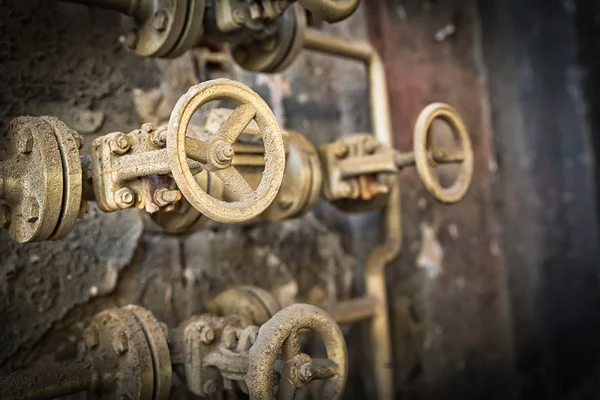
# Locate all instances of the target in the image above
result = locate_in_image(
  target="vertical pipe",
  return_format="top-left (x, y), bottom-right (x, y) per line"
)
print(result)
top-left (303, 28), bottom-right (402, 400)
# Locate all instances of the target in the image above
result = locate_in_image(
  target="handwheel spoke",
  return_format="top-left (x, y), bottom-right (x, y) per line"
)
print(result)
top-left (276, 377), bottom-right (297, 400)
top-left (312, 358), bottom-right (338, 380)
top-left (430, 148), bottom-right (465, 165)
top-left (185, 137), bottom-right (211, 163)
top-left (215, 167), bottom-right (256, 201)
top-left (217, 104), bottom-right (257, 144)
top-left (282, 332), bottom-right (301, 362)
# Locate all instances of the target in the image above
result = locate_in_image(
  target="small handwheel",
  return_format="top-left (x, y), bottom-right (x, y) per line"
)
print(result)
top-left (413, 103), bottom-right (474, 204)
top-left (167, 79), bottom-right (285, 223)
top-left (246, 304), bottom-right (347, 400)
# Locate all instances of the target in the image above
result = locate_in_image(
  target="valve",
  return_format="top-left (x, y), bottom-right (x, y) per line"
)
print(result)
top-left (0, 305), bottom-right (171, 400)
top-left (411, 103), bottom-right (474, 204)
top-left (94, 78), bottom-right (285, 223)
top-left (319, 103), bottom-right (474, 212)
top-left (167, 78), bottom-right (286, 223)
top-left (246, 303), bottom-right (348, 400)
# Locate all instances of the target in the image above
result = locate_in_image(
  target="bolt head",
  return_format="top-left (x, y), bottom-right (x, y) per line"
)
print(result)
top-left (115, 188), bottom-right (135, 209)
top-left (215, 142), bottom-right (234, 164)
top-left (203, 380), bottom-right (218, 395)
top-left (113, 331), bottom-right (129, 355)
top-left (18, 128), bottom-right (34, 154)
top-left (200, 326), bottom-right (215, 344)
top-left (84, 325), bottom-right (99, 349)
top-left (334, 143), bottom-right (349, 159)
top-left (364, 138), bottom-right (380, 154)
top-left (298, 362), bottom-right (314, 382)
top-left (24, 197), bottom-right (39, 223)
top-left (152, 10), bottom-right (169, 31)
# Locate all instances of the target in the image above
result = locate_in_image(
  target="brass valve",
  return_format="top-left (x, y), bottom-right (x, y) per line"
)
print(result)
top-left (0, 78), bottom-right (286, 242)
top-left (319, 103), bottom-right (474, 211)
top-left (0, 301), bottom-right (347, 400)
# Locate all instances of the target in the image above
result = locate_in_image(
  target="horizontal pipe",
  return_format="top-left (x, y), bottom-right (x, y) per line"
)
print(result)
top-left (62, 0), bottom-right (139, 17)
top-left (0, 360), bottom-right (93, 400)
top-left (326, 296), bottom-right (379, 325)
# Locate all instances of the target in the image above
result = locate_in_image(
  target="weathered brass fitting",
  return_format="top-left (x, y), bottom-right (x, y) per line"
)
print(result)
top-left (0, 116), bottom-right (83, 243)
top-left (319, 103), bottom-right (474, 212)
top-left (0, 292), bottom-right (345, 399)
top-left (0, 305), bottom-right (172, 400)
top-left (0, 79), bottom-right (287, 242)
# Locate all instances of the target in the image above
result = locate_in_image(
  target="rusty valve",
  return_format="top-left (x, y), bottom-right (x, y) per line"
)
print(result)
top-left (92, 78), bottom-right (285, 224)
top-left (167, 78), bottom-right (285, 223)
top-left (0, 305), bottom-right (171, 400)
top-left (246, 304), bottom-right (348, 400)
top-left (320, 103), bottom-right (474, 211)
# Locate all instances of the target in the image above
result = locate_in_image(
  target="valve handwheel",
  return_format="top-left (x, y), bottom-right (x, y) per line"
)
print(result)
top-left (413, 103), bottom-right (474, 204)
top-left (167, 79), bottom-right (285, 223)
top-left (246, 304), bottom-right (348, 400)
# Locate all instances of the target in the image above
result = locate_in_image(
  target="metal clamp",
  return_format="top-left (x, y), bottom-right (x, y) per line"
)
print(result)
top-left (246, 304), bottom-right (348, 400)
top-left (167, 79), bottom-right (286, 223)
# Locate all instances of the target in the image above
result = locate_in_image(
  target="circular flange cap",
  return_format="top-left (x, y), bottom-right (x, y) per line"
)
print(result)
top-left (125, 305), bottom-right (172, 400)
top-left (88, 307), bottom-right (155, 400)
top-left (413, 103), bottom-right (474, 204)
top-left (1, 117), bottom-right (63, 243)
top-left (41, 116), bottom-right (83, 240)
top-left (167, 79), bottom-right (285, 224)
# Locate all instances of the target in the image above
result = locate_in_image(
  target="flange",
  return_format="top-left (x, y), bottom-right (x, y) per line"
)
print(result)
top-left (0, 117), bottom-right (64, 243)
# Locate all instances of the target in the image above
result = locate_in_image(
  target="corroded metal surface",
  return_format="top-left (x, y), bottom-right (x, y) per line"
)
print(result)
top-left (0, 117), bottom-right (63, 243)
top-left (207, 286), bottom-right (282, 326)
top-left (246, 303), bottom-right (348, 400)
top-left (40, 116), bottom-right (84, 240)
top-left (167, 79), bottom-right (285, 223)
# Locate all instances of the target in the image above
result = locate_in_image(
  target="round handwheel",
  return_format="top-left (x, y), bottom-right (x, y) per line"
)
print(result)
top-left (246, 304), bottom-right (347, 400)
top-left (413, 103), bottom-right (474, 204)
top-left (167, 79), bottom-right (285, 223)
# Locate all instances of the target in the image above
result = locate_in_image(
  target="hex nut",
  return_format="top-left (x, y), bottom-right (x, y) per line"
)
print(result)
top-left (152, 10), bottom-right (169, 31)
top-left (334, 143), bottom-right (349, 159)
top-left (298, 362), bottom-right (314, 382)
top-left (200, 327), bottom-right (215, 345)
top-left (364, 137), bottom-right (380, 154)
top-left (115, 188), bottom-right (135, 209)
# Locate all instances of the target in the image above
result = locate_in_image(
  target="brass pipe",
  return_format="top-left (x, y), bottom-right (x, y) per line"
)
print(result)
top-left (0, 360), bottom-right (95, 400)
top-left (303, 28), bottom-right (401, 400)
top-left (62, 0), bottom-right (140, 17)
top-left (326, 296), bottom-right (379, 325)
top-left (297, 0), bottom-right (359, 23)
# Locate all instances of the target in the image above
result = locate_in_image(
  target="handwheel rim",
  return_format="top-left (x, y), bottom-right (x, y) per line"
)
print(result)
top-left (413, 103), bottom-right (474, 204)
top-left (167, 79), bottom-right (285, 223)
top-left (246, 304), bottom-right (347, 400)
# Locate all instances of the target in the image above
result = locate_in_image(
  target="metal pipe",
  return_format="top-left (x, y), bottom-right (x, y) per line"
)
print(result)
top-left (303, 28), bottom-right (401, 400)
top-left (326, 296), bottom-right (379, 325)
top-left (297, 0), bottom-right (359, 23)
top-left (62, 0), bottom-right (139, 17)
top-left (0, 360), bottom-right (94, 400)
